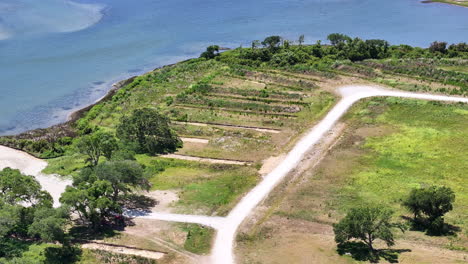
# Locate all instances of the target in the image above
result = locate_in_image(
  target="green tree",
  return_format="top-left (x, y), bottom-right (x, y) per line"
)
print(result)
top-left (298, 34), bottom-right (305, 46)
top-left (327, 33), bottom-right (352, 46)
top-left (0, 202), bottom-right (20, 237)
top-left (261, 36), bottom-right (282, 49)
top-left (200, 45), bottom-right (220, 59)
top-left (110, 148), bottom-right (136, 161)
top-left (346, 38), bottom-right (370, 61)
top-left (60, 160), bottom-right (147, 230)
top-left (0, 168), bottom-right (68, 255)
top-left (251, 40), bottom-right (260, 49)
top-left (94, 160), bottom-right (149, 200)
top-left (403, 185), bottom-right (455, 234)
top-left (365, 39), bottom-right (389, 59)
top-left (429, 41), bottom-right (448, 53)
top-left (76, 131), bottom-right (118, 166)
top-left (28, 207), bottom-right (68, 243)
top-left (60, 180), bottom-right (120, 230)
top-left (0, 168), bottom-right (52, 207)
top-left (116, 108), bottom-right (182, 155)
top-left (334, 205), bottom-right (404, 252)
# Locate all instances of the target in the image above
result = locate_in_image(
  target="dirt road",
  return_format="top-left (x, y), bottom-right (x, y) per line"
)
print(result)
top-left (140, 85), bottom-right (468, 264)
top-left (1, 85), bottom-right (467, 263)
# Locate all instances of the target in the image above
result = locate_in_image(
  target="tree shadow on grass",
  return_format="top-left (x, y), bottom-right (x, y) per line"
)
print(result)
top-left (44, 245), bottom-right (82, 264)
top-left (401, 216), bottom-right (461, 236)
top-left (0, 238), bottom-right (32, 259)
top-left (121, 193), bottom-right (157, 212)
top-left (121, 193), bottom-right (158, 227)
top-left (337, 241), bottom-right (411, 263)
top-left (69, 225), bottom-right (119, 241)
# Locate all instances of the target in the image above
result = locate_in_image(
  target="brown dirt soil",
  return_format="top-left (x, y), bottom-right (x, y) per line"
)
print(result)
top-left (104, 219), bottom-right (199, 264)
top-left (81, 242), bottom-right (166, 260)
top-left (162, 154), bottom-right (250, 165)
top-left (83, 190), bottom-right (203, 264)
top-left (259, 154), bottom-right (286, 176)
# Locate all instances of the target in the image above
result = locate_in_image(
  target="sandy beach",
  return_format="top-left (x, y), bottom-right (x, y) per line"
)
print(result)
top-left (0, 145), bottom-right (71, 207)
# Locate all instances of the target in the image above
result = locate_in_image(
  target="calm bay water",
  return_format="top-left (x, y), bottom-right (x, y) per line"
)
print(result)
top-left (0, 0), bottom-right (467, 135)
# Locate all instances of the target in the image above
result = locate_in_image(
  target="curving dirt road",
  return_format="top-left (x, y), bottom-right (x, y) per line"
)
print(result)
top-left (1, 85), bottom-right (467, 263)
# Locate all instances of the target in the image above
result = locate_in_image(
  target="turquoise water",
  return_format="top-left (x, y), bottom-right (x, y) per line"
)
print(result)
top-left (0, 0), bottom-right (467, 135)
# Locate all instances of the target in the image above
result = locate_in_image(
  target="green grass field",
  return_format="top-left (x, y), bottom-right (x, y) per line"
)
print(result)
top-left (136, 155), bottom-right (259, 215)
top-left (340, 98), bottom-right (468, 228)
top-left (270, 97), bottom-right (468, 250)
top-left (180, 224), bottom-right (215, 254)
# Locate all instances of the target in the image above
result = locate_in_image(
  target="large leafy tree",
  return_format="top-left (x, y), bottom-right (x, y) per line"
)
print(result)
top-left (403, 185), bottom-right (455, 233)
top-left (76, 131), bottom-right (118, 166)
top-left (0, 202), bottom-right (20, 238)
top-left (60, 160), bottom-right (147, 230)
top-left (28, 207), bottom-right (69, 243)
top-left (60, 179), bottom-right (120, 230)
top-left (429, 41), bottom-right (448, 54)
top-left (327, 33), bottom-right (352, 46)
top-left (116, 108), bottom-right (182, 155)
top-left (95, 160), bottom-right (148, 199)
top-left (262, 35), bottom-right (282, 49)
top-left (200, 45), bottom-right (220, 59)
top-left (333, 205), bottom-right (404, 252)
top-left (75, 160), bottom-right (148, 200)
top-left (0, 168), bottom-right (68, 249)
top-left (298, 34), bottom-right (305, 46)
top-left (0, 167), bottom-right (52, 207)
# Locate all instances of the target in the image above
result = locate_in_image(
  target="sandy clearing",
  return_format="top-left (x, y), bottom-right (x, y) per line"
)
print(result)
top-left (181, 137), bottom-right (210, 144)
top-left (144, 190), bottom-right (180, 213)
top-left (82, 242), bottom-right (166, 260)
top-left (161, 154), bottom-right (249, 165)
top-left (0, 145), bottom-right (71, 207)
top-left (258, 155), bottom-right (286, 176)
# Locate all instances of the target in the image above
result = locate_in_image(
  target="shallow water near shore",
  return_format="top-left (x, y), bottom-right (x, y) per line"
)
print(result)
top-left (0, 0), bottom-right (467, 135)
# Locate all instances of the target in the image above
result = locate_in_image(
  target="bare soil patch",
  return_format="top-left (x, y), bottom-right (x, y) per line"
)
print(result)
top-left (82, 242), bottom-right (166, 260)
top-left (161, 154), bottom-right (250, 165)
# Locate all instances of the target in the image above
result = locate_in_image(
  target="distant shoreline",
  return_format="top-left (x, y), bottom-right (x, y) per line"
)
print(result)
top-left (67, 59), bottom-right (188, 123)
top-left (0, 58), bottom-right (191, 156)
top-left (422, 0), bottom-right (468, 8)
